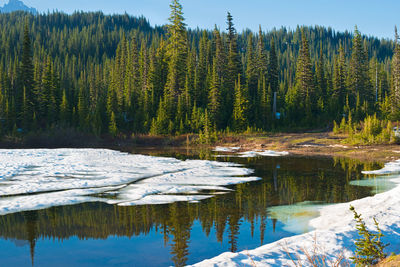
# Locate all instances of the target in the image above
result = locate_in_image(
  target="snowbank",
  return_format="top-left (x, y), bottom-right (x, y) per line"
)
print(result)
top-left (192, 160), bottom-right (400, 267)
top-left (213, 146), bottom-right (241, 152)
top-left (214, 147), bottom-right (289, 158)
top-left (238, 150), bottom-right (289, 157)
top-left (0, 149), bottom-right (260, 215)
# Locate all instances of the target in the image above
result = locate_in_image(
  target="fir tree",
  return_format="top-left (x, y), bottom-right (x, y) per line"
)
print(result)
top-left (208, 62), bottom-right (221, 126)
top-left (232, 75), bottom-right (248, 131)
top-left (268, 37), bottom-right (279, 94)
top-left (348, 26), bottom-right (370, 107)
top-left (164, 0), bottom-right (188, 118)
top-left (19, 22), bottom-right (35, 128)
top-left (391, 26), bottom-right (400, 119)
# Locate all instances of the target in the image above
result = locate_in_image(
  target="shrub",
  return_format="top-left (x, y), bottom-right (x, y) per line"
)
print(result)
top-left (349, 205), bottom-right (388, 266)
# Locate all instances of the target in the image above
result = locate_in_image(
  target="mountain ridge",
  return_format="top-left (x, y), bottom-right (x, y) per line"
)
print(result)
top-left (0, 0), bottom-right (37, 14)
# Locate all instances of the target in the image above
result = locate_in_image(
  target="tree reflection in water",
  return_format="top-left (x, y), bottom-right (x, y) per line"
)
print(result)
top-left (0, 153), bottom-right (382, 266)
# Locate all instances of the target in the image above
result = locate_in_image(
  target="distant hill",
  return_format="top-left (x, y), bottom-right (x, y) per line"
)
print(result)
top-left (0, 0), bottom-right (37, 14)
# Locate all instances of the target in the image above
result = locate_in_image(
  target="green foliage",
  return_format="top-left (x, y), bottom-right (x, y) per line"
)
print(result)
top-left (338, 114), bottom-right (396, 145)
top-left (108, 112), bottom-right (118, 137)
top-left (349, 205), bottom-right (388, 266)
top-left (0, 3), bottom-right (398, 139)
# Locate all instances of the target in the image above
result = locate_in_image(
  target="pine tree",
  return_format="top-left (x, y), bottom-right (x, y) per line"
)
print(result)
top-left (232, 75), bottom-right (248, 131)
top-left (316, 44), bottom-right (327, 100)
top-left (109, 111), bottom-right (118, 136)
top-left (19, 22), bottom-right (35, 128)
top-left (164, 0), bottom-right (188, 118)
top-left (226, 13), bottom-right (242, 128)
top-left (208, 62), bottom-right (221, 127)
top-left (348, 26), bottom-right (370, 107)
top-left (332, 44), bottom-right (347, 116)
top-left (391, 26), bottom-right (400, 119)
top-left (256, 26), bottom-right (268, 78)
top-left (268, 37), bottom-right (279, 94)
top-left (291, 29), bottom-right (315, 122)
top-left (60, 90), bottom-right (69, 124)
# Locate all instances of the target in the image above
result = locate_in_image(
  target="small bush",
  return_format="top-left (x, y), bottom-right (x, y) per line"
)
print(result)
top-left (350, 205), bottom-right (388, 266)
top-left (335, 114), bottom-right (396, 145)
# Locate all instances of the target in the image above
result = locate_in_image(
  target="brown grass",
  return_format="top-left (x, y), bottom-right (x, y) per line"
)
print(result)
top-left (282, 234), bottom-right (350, 267)
top-left (374, 255), bottom-right (400, 267)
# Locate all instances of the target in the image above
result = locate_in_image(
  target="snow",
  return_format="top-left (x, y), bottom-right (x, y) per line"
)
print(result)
top-left (192, 160), bottom-right (400, 267)
top-left (0, 149), bottom-right (260, 215)
top-left (213, 146), bottom-right (241, 152)
top-left (238, 150), bottom-right (289, 157)
top-left (213, 147), bottom-right (289, 158)
top-left (362, 159), bottom-right (400, 175)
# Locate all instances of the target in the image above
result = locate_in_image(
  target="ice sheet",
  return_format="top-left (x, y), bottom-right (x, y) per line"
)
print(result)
top-left (192, 161), bottom-right (400, 267)
top-left (0, 149), bottom-right (260, 215)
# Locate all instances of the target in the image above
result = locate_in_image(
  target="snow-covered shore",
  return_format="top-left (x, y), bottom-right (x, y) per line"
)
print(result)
top-left (0, 149), bottom-right (260, 215)
top-left (192, 160), bottom-right (400, 267)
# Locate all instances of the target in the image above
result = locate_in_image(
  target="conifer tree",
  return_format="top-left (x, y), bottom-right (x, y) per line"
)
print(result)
top-left (291, 29), bottom-right (315, 122)
top-left (256, 26), bottom-right (268, 78)
top-left (268, 37), bottom-right (279, 94)
top-left (348, 26), bottom-right (370, 107)
top-left (208, 62), bottom-right (221, 127)
top-left (332, 44), bottom-right (347, 116)
top-left (109, 111), bottom-right (118, 136)
top-left (19, 22), bottom-right (35, 128)
top-left (316, 45), bottom-right (327, 100)
top-left (246, 33), bottom-right (258, 125)
top-left (164, 0), bottom-right (188, 119)
top-left (60, 90), bottom-right (69, 124)
top-left (232, 75), bottom-right (248, 131)
top-left (391, 26), bottom-right (400, 119)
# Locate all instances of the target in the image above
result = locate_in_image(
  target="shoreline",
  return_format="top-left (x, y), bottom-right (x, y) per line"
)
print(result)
top-left (191, 156), bottom-right (400, 267)
top-left (2, 131), bottom-right (399, 164)
top-left (215, 132), bottom-right (400, 164)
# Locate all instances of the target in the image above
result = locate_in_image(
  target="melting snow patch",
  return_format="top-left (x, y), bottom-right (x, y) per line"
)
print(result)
top-left (0, 149), bottom-right (259, 215)
top-left (213, 146), bottom-right (241, 152)
top-left (238, 150), bottom-right (289, 157)
top-left (214, 148), bottom-right (289, 158)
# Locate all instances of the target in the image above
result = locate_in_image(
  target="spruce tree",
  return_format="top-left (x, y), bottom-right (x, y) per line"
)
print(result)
top-left (256, 26), bottom-right (268, 79)
top-left (391, 26), bottom-right (400, 119)
top-left (268, 37), bottom-right (279, 94)
top-left (348, 26), bottom-right (370, 107)
top-left (292, 29), bottom-right (315, 122)
top-left (208, 62), bottom-right (221, 127)
top-left (19, 22), bottom-right (35, 128)
top-left (232, 75), bottom-right (248, 132)
top-left (164, 0), bottom-right (188, 119)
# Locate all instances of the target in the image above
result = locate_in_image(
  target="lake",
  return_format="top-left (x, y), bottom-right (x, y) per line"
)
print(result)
top-left (0, 148), bottom-right (385, 266)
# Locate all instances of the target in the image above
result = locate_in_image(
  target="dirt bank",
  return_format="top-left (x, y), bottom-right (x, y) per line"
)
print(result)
top-left (217, 132), bottom-right (400, 163)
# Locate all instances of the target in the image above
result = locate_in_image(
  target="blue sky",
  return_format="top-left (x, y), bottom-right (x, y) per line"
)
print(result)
top-left (1, 0), bottom-right (398, 39)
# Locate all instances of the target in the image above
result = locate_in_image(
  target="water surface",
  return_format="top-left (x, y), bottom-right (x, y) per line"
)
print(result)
top-left (0, 148), bottom-right (385, 266)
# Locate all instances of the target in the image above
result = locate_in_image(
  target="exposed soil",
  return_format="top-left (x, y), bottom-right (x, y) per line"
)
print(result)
top-left (217, 132), bottom-right (400, 163)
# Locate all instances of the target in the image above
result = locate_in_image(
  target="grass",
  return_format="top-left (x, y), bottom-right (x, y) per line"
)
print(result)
top-left (282, 234), bottom-right (350, 267)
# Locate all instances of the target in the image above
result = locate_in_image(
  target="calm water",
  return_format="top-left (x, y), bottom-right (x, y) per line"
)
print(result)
top-left (0, 148), bottom-right (384, 266)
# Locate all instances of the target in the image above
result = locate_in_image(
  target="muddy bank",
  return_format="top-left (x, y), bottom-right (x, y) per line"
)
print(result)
top-left (217, 132), bottom-right (400, 163)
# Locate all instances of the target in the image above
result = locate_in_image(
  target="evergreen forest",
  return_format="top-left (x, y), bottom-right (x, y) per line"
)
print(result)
top-left (0, 0), bottom-right (399, 139)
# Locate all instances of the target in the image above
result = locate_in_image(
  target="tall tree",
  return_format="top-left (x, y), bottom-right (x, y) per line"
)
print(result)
top-left (19, 22), bottom-right (35, 128)
top-left (293, 29), bottom-right (315, 121)
top-left (391, 26), bottom-right (400, 118)
top-left (268, 37), bottom-right (279, 94)
top-left (348, 26), bottom-right (370, 107)
top-left (232, 75), bottom-right (248, 131)
top-left (164, 0), bottom-right (188, 119)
